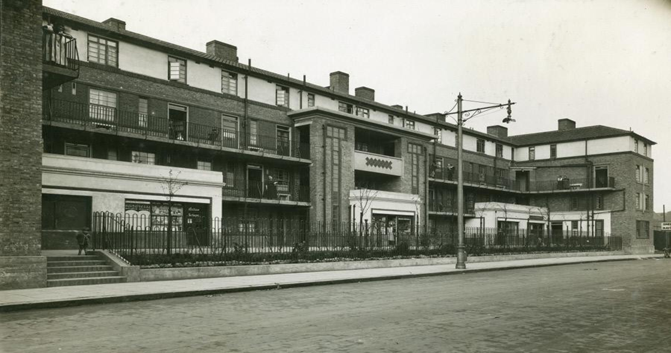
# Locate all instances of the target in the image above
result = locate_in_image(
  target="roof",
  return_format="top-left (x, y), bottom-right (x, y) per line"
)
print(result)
top-left (508, 125), bottom-right (656, 146)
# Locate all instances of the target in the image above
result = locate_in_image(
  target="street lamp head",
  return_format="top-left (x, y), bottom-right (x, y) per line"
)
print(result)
top-left (503, 99), bottom-right (514, 124)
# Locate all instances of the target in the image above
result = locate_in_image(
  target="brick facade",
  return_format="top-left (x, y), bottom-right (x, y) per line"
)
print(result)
top-left (0, 0), bottom-right (47, 289)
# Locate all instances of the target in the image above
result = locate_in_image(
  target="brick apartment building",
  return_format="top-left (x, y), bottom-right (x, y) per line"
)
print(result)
top-left (0, 2), bottom-right (655, 288)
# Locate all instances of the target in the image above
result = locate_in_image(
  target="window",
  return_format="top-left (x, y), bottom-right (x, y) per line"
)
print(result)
top-left (138, 98), bottom-right (148, 128)
top-left (405, 119), bottom-right (415, 130)
top-left (168, 56), bottom-right (186, 83)
top-left (409, 143), bottom-right (422, 194)
top-left (89, 89), bottom-right (117, 124)
top-left (65, 143), bottom-right (90, 158)
top-left (355, 106), bottom-right (369, 118)
top-left (636, 193), bottom-right (643, 210)
top-left (71, 82), bottom-right (76, 95)
top-left (434, 128), bottom-right (442, 144)
top-left (326, 126), bottom-right (346, 139)
top-left (107, 149), bottom-right (117, 160)
top-left (636, 165), bottom-right (641, 183)
top-left (221, 115), bottom-right (238, 148)
top-left (271, 168), bottom-right (290, 193)
top-left (88, 35), bottom-right (118, 67)
top-left (249, 120), bottom-right (258, 146)
top-left (496, 144), bottom-right (503, 158)
top-left (388, 115), bottom-right (394, 124)
top-left (644, 167), bottom-right (649, 184)
top-left (225, 163), bottom-right (235, 187)
top-left (636, 220), bottom-right (649, 239)
top-left (132, 151), bottom-right (155, 165)
top-left (476, 139), bottom-right (485, 153)
top-left (550, 144), bottom-right (557, 159)
top-left (645, 194), bottom-right (650, 211)
top-left (197, 161), bottom-right (212, 171)
top-left (634, 140), bottom-right (638, 153)
top-left (570, 197), bottom-right (579, 211)
top-left (326, 126), bottom-right (346, 223)
top-left (338, 102), bottom-right (353, 114)
top-left (276, 85), bottom-right (289, 107)
top-left (529, 146), bottom-right (535, 160)
top-left (643, 143), bottom-right (648, 156)
top-left (221, 71), bottom-right (237, 95)
top-left (57, 85), bottom-right (63, 93)
top-left (307, 93), bottom-right (315, 107)
top-left (596, 195), bottom-right (604, 210)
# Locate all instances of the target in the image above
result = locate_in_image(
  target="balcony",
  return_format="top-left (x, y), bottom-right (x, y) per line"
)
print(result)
top-left (222, 178), bottom-right (310, 204)
top-left (44, 99), bottom-right (310, 160)
top-left (42, 32), bottom-right (79, 90)
top-left (354, 151), bottom-right (404, 177)
top-left (518, 177), bottom-right (616, 193)
top-left (431, 168), bottom-right (516, 190)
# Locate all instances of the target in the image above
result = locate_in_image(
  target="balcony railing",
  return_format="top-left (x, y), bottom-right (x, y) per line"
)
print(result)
top-left (431, 168), bottom-right (516, 190)
top-left (44, 99), bottom-right (310, 159)
top-left (43, 31), bottom-right (79, 71)
top-left (222, 178), bottom-right (310, 203)
top-left (428, 199), bottom-right (474, 214)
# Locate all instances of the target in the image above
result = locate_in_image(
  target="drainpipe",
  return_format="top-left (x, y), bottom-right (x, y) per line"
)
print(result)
top-left (300, 75), bottom-right (305, 109)
top-left (322, 124), bottom-right (328, 230)
top-left (244, 59), bottom-right (251, 149)
top-left (424, 145), bottom-right (429, 235)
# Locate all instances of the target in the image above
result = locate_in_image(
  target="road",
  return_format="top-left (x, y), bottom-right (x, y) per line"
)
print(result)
top-left (1, 259), bottom-right (670, 352)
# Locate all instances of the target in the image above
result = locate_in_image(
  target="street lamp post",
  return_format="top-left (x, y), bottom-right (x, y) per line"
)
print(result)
top-left (446, 94), bottom-right (515, 270)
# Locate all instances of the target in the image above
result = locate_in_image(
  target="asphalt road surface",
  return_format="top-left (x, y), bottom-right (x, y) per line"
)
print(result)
top-left (1, 259), bottom-right (670, 353)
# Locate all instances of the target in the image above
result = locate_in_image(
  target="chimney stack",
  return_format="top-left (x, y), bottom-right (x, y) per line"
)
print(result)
top-left (487, 125), bottom-right (508, 138)
top-left (102, 18), bottom-right (126, 31)
top-left (329, 71), bottom-right (349, 94)
top-left (355, 87), bottom-right (375, 101)
top-left (206, 40), bottom-right (238, 62)
top-left (558, 118), bottom-right (576, 131)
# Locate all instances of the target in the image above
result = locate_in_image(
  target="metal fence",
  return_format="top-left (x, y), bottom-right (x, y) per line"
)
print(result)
top-left (43, 31), bottom-right (79, 70)
top-left (92, 212), bottom-right (623, 265)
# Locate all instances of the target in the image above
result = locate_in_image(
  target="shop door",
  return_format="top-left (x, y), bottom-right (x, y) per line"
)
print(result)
top-left (185, 204), bottom-right (209, 246)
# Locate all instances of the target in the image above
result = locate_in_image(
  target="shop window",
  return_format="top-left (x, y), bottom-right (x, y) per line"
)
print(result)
top-left (42, 195), bottom-right (91, 230)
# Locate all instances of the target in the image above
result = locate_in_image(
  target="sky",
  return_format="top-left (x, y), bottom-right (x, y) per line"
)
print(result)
top-left (44, 0), bottom-right (671, 212)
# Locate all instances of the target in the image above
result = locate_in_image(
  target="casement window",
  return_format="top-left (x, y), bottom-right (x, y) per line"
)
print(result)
top-left (138, 98), bottom-right (148, 128)
top-left (636, 193), bottom-right (645, 210)
top-left (634, 140), bottom-right (639, 153)
top-left (168, 56), bottom-right (186, 83)
top-left (338, 101), bottom-right (353, 114)
top-left (249, 120), bottom-right (258, 146)
top-left (476, 139), bottom-right (485, 153)
top-left (307, 93), bottom-right (315, 107)
top-left (643, 143), bottom-right (648, 156)
top-left (89, 89), bottom-right (117, 123)
top-left (550, 144), bottom-right (557, 159)
top-left (88, 35), bottom-right (118, 67)
top-left (276, 86), bottom-right (289, 107)
top-left (405, 119), bottom-right (415, 130)
top-left (221, 115), bottom-right (238, 148)
top-left (131, 151), bottom-right (155, 165)
top-left (65, 143), bottom-right (90, 158)
top-left (496, 144), bottom-right (503, 158)
top-left (355, 106), bottom-right (370, 118)
top-left (636, 220), bottom-right (649, 239)
top-left (221, 71), bottom-right (237, 95)
top-left (197, 161), bottom-right (212, 171)
top-left (529, 146), bottom-right (535, 160)
top-left (271, 168), bottom-right (290, 193)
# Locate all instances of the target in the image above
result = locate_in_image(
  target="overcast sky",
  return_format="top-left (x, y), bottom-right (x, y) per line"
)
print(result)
top-left (44, 0), bottom-right (671, 212)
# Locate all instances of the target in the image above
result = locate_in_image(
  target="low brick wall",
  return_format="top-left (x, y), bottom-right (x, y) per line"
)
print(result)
top-left (130, 251), bottom-right (622, 283)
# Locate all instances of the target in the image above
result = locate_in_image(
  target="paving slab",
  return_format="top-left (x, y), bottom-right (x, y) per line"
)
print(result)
top-left (0, 254), bottom-right (662, 312)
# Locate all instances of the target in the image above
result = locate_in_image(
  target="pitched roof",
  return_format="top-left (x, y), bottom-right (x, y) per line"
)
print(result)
top-left (508, 125), bottom-right (656, 146)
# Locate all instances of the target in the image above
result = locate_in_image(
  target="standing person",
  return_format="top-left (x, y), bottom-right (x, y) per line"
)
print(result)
top-left (76, 227), bottom-right (91, 255)
top-left (265, 175), bottom-right (278, 200)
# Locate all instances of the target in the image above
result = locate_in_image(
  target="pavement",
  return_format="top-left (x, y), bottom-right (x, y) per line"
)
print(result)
top-left (0, 253), bottom-right (662, 312)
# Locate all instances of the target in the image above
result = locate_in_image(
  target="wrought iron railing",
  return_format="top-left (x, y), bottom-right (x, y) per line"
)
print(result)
top-left (43, 31), bottom-right (79, 71)
top-left (44, 98), bottom-right (310, 159)
top-left (91, 212), bottom-right (623, 266)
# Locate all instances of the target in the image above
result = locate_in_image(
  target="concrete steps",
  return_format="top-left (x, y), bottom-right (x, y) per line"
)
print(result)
top-left (46, 254), bottom-right (125, 287)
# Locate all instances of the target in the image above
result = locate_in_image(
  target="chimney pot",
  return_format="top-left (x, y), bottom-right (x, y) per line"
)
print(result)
top-left (206, 40), bottom-right (238, 62)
